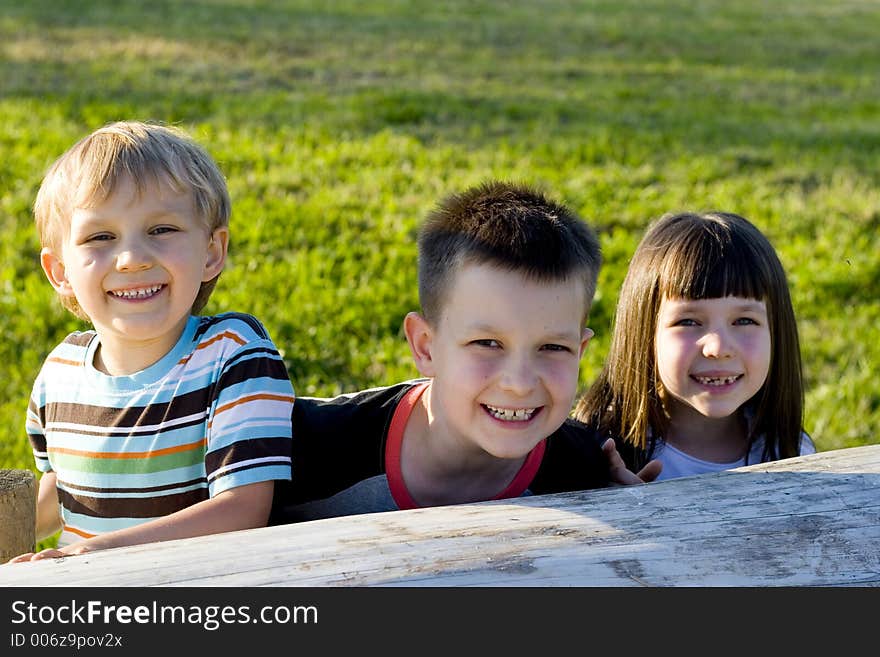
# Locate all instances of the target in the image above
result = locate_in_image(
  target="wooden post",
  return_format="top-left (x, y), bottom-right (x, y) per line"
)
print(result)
top-left (0, 469), bottom-right (36, 563)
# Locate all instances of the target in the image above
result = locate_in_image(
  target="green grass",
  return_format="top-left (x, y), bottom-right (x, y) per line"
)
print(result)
top-left (2, 0), bottom-right (878, 486)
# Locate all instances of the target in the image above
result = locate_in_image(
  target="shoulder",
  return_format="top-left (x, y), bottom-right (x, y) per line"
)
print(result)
top-left (30, 332), bottom-right (96, 405)
top-left (529, 418), bottom-right (610, 494)
top-left (60, 329), bottom-right (98, 348)
top-left (749, 430), bottom-right (817, 461)
top-left (293, 379), bottom-right (422, 435)
top-left (194, 312), bottom-right (273, 343)
top-left (36, 330), bottom-right (97, 375)
top-left (187, 313), bottom-right (285, 368)
top-left (52, 330), bottom-right (98, 356)
top-left (276, 380), bottom-right (426, 512)
top-left (799, 431), bottom-right (817, 455)
top-left (183, 315), bottom-right (291, 395)
top-left (544, 418), bottom-right (608, 462)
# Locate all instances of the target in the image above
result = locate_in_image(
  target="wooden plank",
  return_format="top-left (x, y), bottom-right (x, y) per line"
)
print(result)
top-left (1, 445), bottom-right (878, 587)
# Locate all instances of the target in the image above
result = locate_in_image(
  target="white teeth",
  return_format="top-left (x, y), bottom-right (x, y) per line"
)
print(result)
top-left (484, 404), bottom-right (536, 422)
top-left (109, 284), bottom-right (163, 299)
top-left (694, 375), bottom-right (740, 386)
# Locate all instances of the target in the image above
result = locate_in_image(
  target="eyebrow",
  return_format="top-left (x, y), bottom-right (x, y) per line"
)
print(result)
top-left (70, 209), bottom-right (188, 233)
top-left (465, 323), bottom-right (581, 342)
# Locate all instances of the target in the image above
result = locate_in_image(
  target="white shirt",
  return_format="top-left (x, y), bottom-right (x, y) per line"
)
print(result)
top-left (653, 433), bottom-right (816, 481)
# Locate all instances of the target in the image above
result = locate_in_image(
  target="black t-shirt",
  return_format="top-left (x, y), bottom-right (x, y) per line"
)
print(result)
top-left (270, 380), bottom-right (610, 524)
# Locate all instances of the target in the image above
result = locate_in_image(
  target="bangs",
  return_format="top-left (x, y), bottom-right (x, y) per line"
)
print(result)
top-left (69, 138), bottom-right (188, 210)
top-left (656, 216), bottom-right (770, 301)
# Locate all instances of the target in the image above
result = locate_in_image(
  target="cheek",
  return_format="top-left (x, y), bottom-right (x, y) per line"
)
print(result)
top-left (654, 331), bottom-right (677, 366)
top-left (539, 357), bottom-right (581, 393)
top-left (467, 358), bottom-right (498, 386)
top-left (444, 352), bottom-right (496, 388)
top-left (164, 249), bottom-right (199, 274)
top-left (654, 358), bottom-right (674, 390)
top-left (68, 253), bottom-right (101, 277)
top-left (654, 333), bottom-right (688, 387)
top-left (748, 333), bottom-right (773, 370)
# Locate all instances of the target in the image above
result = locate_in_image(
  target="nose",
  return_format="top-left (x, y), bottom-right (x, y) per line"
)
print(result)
top-left (115, 240), bottom-right (152, 272)
top-left (498, 353), bottom-right (538, 396)
top-left (699, 328), bottom-right (733, 359)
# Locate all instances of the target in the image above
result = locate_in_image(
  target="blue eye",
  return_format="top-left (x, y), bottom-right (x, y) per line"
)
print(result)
top-left (151, 226), bottom-right (178, 235)
top-left (734, 317), bottom-right (759, 326)
top-left (673, 318), bottom-right (698, 327)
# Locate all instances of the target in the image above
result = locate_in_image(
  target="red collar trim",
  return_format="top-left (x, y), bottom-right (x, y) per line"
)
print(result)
top-left (385, 381), bottom-right (547, 510)
top-left (385, 381), bottom-right (429, 510)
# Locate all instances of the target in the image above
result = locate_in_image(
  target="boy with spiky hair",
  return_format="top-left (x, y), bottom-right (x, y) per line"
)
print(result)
top-left (10, 121), bottom-right (295, 562)
top-left (271, 180), bottom-right (658, 523)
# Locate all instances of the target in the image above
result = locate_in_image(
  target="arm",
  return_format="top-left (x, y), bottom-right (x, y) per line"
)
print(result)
top-left (35, 471), bottom-right (62, 540)
top-left (9, 480), bottom-right (274, 562)
top-left (8, 315), bottom-right (293, 564)
top-left (602, 438), bottom-right (662, 485)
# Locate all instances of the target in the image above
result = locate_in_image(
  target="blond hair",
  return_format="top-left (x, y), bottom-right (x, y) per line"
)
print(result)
top-left (34, 121), bottom-right (231, 318)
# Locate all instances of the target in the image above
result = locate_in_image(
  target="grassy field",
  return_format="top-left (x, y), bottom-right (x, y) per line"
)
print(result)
top-left (2, 0), bottom-right (878, 482)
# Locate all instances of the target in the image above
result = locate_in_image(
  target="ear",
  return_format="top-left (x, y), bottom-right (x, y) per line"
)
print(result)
top-left (40, 248), bottom-right (75, 297)
top-left (403, 311), bottom-right (437, 377)
top-left (578, 327), bottom-right (594, 359)
top-left (203, 227), bottom-right (229, 281)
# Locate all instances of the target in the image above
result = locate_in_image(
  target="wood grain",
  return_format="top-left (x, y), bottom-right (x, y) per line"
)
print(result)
top-left (0, 469), bottom-right (35, 564)
top-left (2, 446), bottom-right (877, 587)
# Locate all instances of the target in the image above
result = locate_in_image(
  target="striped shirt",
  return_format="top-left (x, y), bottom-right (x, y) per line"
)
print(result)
top-left (27, 312), bottom-right (295, 546)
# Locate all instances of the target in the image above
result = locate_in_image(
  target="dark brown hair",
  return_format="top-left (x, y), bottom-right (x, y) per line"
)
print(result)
top-left (417, 180), bottom-right (602, 324)
top-left (574, 211), bottom-right (804, 465)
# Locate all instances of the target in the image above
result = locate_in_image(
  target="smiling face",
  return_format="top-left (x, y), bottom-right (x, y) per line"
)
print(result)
top-left (406, 262), bottom-right (592, 460)
top-left (655, 295), bottom-right (772, 424)
top-left (40, 176), bottom-right (228, 373)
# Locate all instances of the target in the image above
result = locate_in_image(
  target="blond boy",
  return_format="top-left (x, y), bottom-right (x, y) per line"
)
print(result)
top-left (10, 121), bottom-right (294, 562)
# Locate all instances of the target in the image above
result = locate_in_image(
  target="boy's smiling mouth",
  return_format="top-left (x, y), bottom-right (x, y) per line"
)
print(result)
top-left (482, 403), bottom-right (539, 422)
top-left (107, 284), bottom-right (166, 300)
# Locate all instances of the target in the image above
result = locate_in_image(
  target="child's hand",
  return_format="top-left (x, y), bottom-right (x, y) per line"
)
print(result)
top-left (602, 438), bottom-right (663, 485)
top-left (6, 543), bottom-right (93, 564)
top-left (634, 458), bottom-right (663, 483)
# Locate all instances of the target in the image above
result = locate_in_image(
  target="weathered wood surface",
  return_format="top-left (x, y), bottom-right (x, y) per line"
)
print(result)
top-left (0, 469), bottom-right (35, 564)
top-left (1, 445), bottom-right (878, 587)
